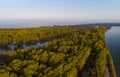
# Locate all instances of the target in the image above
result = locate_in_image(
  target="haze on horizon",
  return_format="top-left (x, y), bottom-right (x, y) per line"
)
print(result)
top-left (0, 0), bottom-right (120, 24)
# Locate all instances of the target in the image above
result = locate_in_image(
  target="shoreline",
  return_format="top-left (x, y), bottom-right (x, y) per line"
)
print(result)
top-left (106, 50), bottom-right (117, 77)
top-left (105, 41), bottom-right (116, 77)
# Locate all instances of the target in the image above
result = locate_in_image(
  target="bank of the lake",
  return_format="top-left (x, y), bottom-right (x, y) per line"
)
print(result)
top-left (106, 49), bottom-right (116, 77)
top-left (105, 26), bottom-right (120, 77)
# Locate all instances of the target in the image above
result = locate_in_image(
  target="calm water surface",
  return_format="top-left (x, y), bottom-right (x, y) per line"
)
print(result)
top-left (0, 41), bottom-right (48, 52)
top-left (105, 26), bottom-right (120, 77)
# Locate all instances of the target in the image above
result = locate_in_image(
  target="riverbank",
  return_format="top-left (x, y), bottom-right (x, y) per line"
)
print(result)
top-left (0, 34), bottom-right (67, 52)
top-left (106, 50), bottom-right (116, 77)
top-left (0, 25), bottom-right (95, 52)
top-left (105, 26), bottom-right (120, 77)
top-left (105, 41), bottom-right (116, 77)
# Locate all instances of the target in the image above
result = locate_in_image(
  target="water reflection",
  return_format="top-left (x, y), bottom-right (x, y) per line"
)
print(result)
top-left (105, 26), bottom-right (120, 77)
top-left (0, 41), bottom-right (48, 52)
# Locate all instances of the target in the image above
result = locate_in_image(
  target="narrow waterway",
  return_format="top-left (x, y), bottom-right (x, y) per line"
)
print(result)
top-left (105, 26), bottom-right (120, 77)
top-left (0, 41), bottom-right (48, 52)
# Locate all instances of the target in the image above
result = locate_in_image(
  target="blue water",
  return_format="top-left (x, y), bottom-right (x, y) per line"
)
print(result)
top-left (0, 22), bottom-right (78, 28)
top-left (105, 26), bottom-right (120, 77)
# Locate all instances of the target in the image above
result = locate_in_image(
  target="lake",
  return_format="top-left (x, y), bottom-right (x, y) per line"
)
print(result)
top-left (105, 26), bottom-right (120, 77)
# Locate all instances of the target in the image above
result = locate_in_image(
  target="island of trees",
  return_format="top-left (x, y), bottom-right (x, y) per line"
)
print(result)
top-left (0, 25), bottom-right (116, 77)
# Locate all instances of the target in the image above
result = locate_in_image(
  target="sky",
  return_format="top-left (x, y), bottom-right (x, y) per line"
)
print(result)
top-left (0, 0), bottom-right (120, 24)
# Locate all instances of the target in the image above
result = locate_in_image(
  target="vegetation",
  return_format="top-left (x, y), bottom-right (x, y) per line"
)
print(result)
top-left (0, 25), bottom-right (93, 45)
top-left (106, 50), bottom-right (116, 77)
top-left (0, 26), bottom-right (116, 77)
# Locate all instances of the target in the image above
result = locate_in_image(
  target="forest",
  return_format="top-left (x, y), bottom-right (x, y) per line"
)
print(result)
top-left (0, 25), bottom-right (93, 45)
top-left (0, 25), bottom-right (116, 77)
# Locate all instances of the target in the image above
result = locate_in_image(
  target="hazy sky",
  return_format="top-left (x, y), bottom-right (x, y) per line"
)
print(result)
top-left (0, 0), bottom-right (120, 23)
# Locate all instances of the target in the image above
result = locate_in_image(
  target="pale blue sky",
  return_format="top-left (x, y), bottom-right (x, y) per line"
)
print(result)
top-left (0, 0), bottom-right (120, 23)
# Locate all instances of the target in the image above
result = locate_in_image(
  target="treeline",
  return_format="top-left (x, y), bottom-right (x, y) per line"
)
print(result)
top-left (0, 27), bottom-right (116, 77)
top-left (0, 25), bottom-right (94, 45)
top-left (106, 50), bottom-right (116, 77)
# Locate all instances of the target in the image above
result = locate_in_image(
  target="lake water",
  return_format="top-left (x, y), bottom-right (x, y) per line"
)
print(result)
top-left (0, 23), bottom-right (43, 28)
top-left (105, 26), bottom-right (120, 77)
top-left (0, 23), bottom-right (78, 28)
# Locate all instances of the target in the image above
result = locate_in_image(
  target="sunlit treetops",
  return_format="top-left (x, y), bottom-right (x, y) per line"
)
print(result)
top-left (0, 26), bottom-right (115, 77)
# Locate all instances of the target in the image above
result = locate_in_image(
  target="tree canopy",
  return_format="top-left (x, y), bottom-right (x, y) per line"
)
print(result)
top-left (0, 26), bottom-right (116, 77)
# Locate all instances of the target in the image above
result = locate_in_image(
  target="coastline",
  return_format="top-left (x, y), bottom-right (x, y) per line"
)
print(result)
top-left (106, 50), bottom-right (116, 77)
top-left (105, 41), bottom-right (116, 77)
